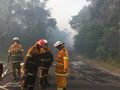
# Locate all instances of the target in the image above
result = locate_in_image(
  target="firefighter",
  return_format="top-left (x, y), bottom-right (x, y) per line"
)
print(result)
top-left (22, 39), bottom-right (46, 90)
top-left (8, 37), bottom-right (24, 81)
top-left (39, 39), bottom-right (53, 89)
top-left (54, 41), bottom-right (69, 90)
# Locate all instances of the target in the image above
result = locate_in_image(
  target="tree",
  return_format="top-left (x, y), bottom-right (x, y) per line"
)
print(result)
top-left (0, 0), bottom-right (69, 54)
top-left (70, 0), bottom-right (120, 59)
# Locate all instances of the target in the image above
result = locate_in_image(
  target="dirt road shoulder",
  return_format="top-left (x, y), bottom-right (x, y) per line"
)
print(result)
top-left (76, 56), bottom-right (120, 78)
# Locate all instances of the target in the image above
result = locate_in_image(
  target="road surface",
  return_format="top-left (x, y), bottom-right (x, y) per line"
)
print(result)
top-left (0, 57), bottom-right (120, 90)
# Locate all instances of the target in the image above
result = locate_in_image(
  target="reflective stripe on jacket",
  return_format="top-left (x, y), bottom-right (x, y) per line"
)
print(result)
top-left (8, 43), bottom-right (24, 62)
top-left (55, 48), bottom-right (69, 75)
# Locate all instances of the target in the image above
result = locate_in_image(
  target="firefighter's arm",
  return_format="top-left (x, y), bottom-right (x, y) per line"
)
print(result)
top-left (63, 49), bottom-right (69, 72)
top-left (50, 52), bottom-right (54, 62)
top-left (24, 53), bottom-right (32, 70)
top-left (20, 45), bottom-right (24, 58)
top-left (63, 57), bottom-right (69, 72)
top-left (8, 47), bottom-right (11, 62)
top-left (8, 53), bottom-right (11, 62)
top-left (24, 53), bottom-right (31, 64)
top-left (47, 48), bottom-right (54, 65)
top-left (24, 47), bottom-right (32, 66)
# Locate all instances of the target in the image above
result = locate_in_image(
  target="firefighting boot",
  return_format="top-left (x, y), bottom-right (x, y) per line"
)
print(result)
top-left (40, 79), bottom-right (47, 89)
top-left (27, 84), bottom-right (35, 90)
top-left (45, 76), bottom-right (51, 86)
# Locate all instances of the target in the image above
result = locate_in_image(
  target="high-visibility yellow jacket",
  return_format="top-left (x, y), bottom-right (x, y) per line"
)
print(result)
top-left (24, 45), bottom-right (41, 68)
top-left (8, 44), bottom-right (24, 54)
top-left (8, 43), bottom-right (24, 62)
top-left (55, 48), bottom-right (69, 76)
top-left (39, 47), bottom-right (53, 67)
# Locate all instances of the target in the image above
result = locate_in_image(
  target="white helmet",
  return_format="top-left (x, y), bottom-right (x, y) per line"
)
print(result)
top-left (44, 39), bottom-right (48, 44)
top-left (54, 41), bottom-right (64, 47)
top-left (13, 37), bottom-right (19, 41)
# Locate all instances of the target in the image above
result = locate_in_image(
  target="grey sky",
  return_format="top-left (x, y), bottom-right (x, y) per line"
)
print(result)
top-left (47, 0), bottom-right (89, 31)
top-left (46, 0), bottom-right (89, 47)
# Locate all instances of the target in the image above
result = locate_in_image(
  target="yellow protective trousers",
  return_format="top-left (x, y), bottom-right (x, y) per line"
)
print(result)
top-left (56, 76), bottom-right (67, 88)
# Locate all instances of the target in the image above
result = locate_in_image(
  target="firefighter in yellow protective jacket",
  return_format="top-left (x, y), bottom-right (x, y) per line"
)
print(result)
top-left (54, 41), bottom-right (69, 90)
top-left (8, 37), bottom-right (24, 81)
top-left (39, 39), bottom-right (53, 89)
top-left (22, 39), bottom-right (46, 90)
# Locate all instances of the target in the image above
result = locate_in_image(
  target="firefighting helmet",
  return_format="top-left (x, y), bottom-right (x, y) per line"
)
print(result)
top-left (54, 41), bottom-right (64, 47)
top-left (36, 39), bottom-right (46, 47)
top-left (44, 39), bottom-right (48, 44)
top-left (13, 37), bottom-right (19, 41)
